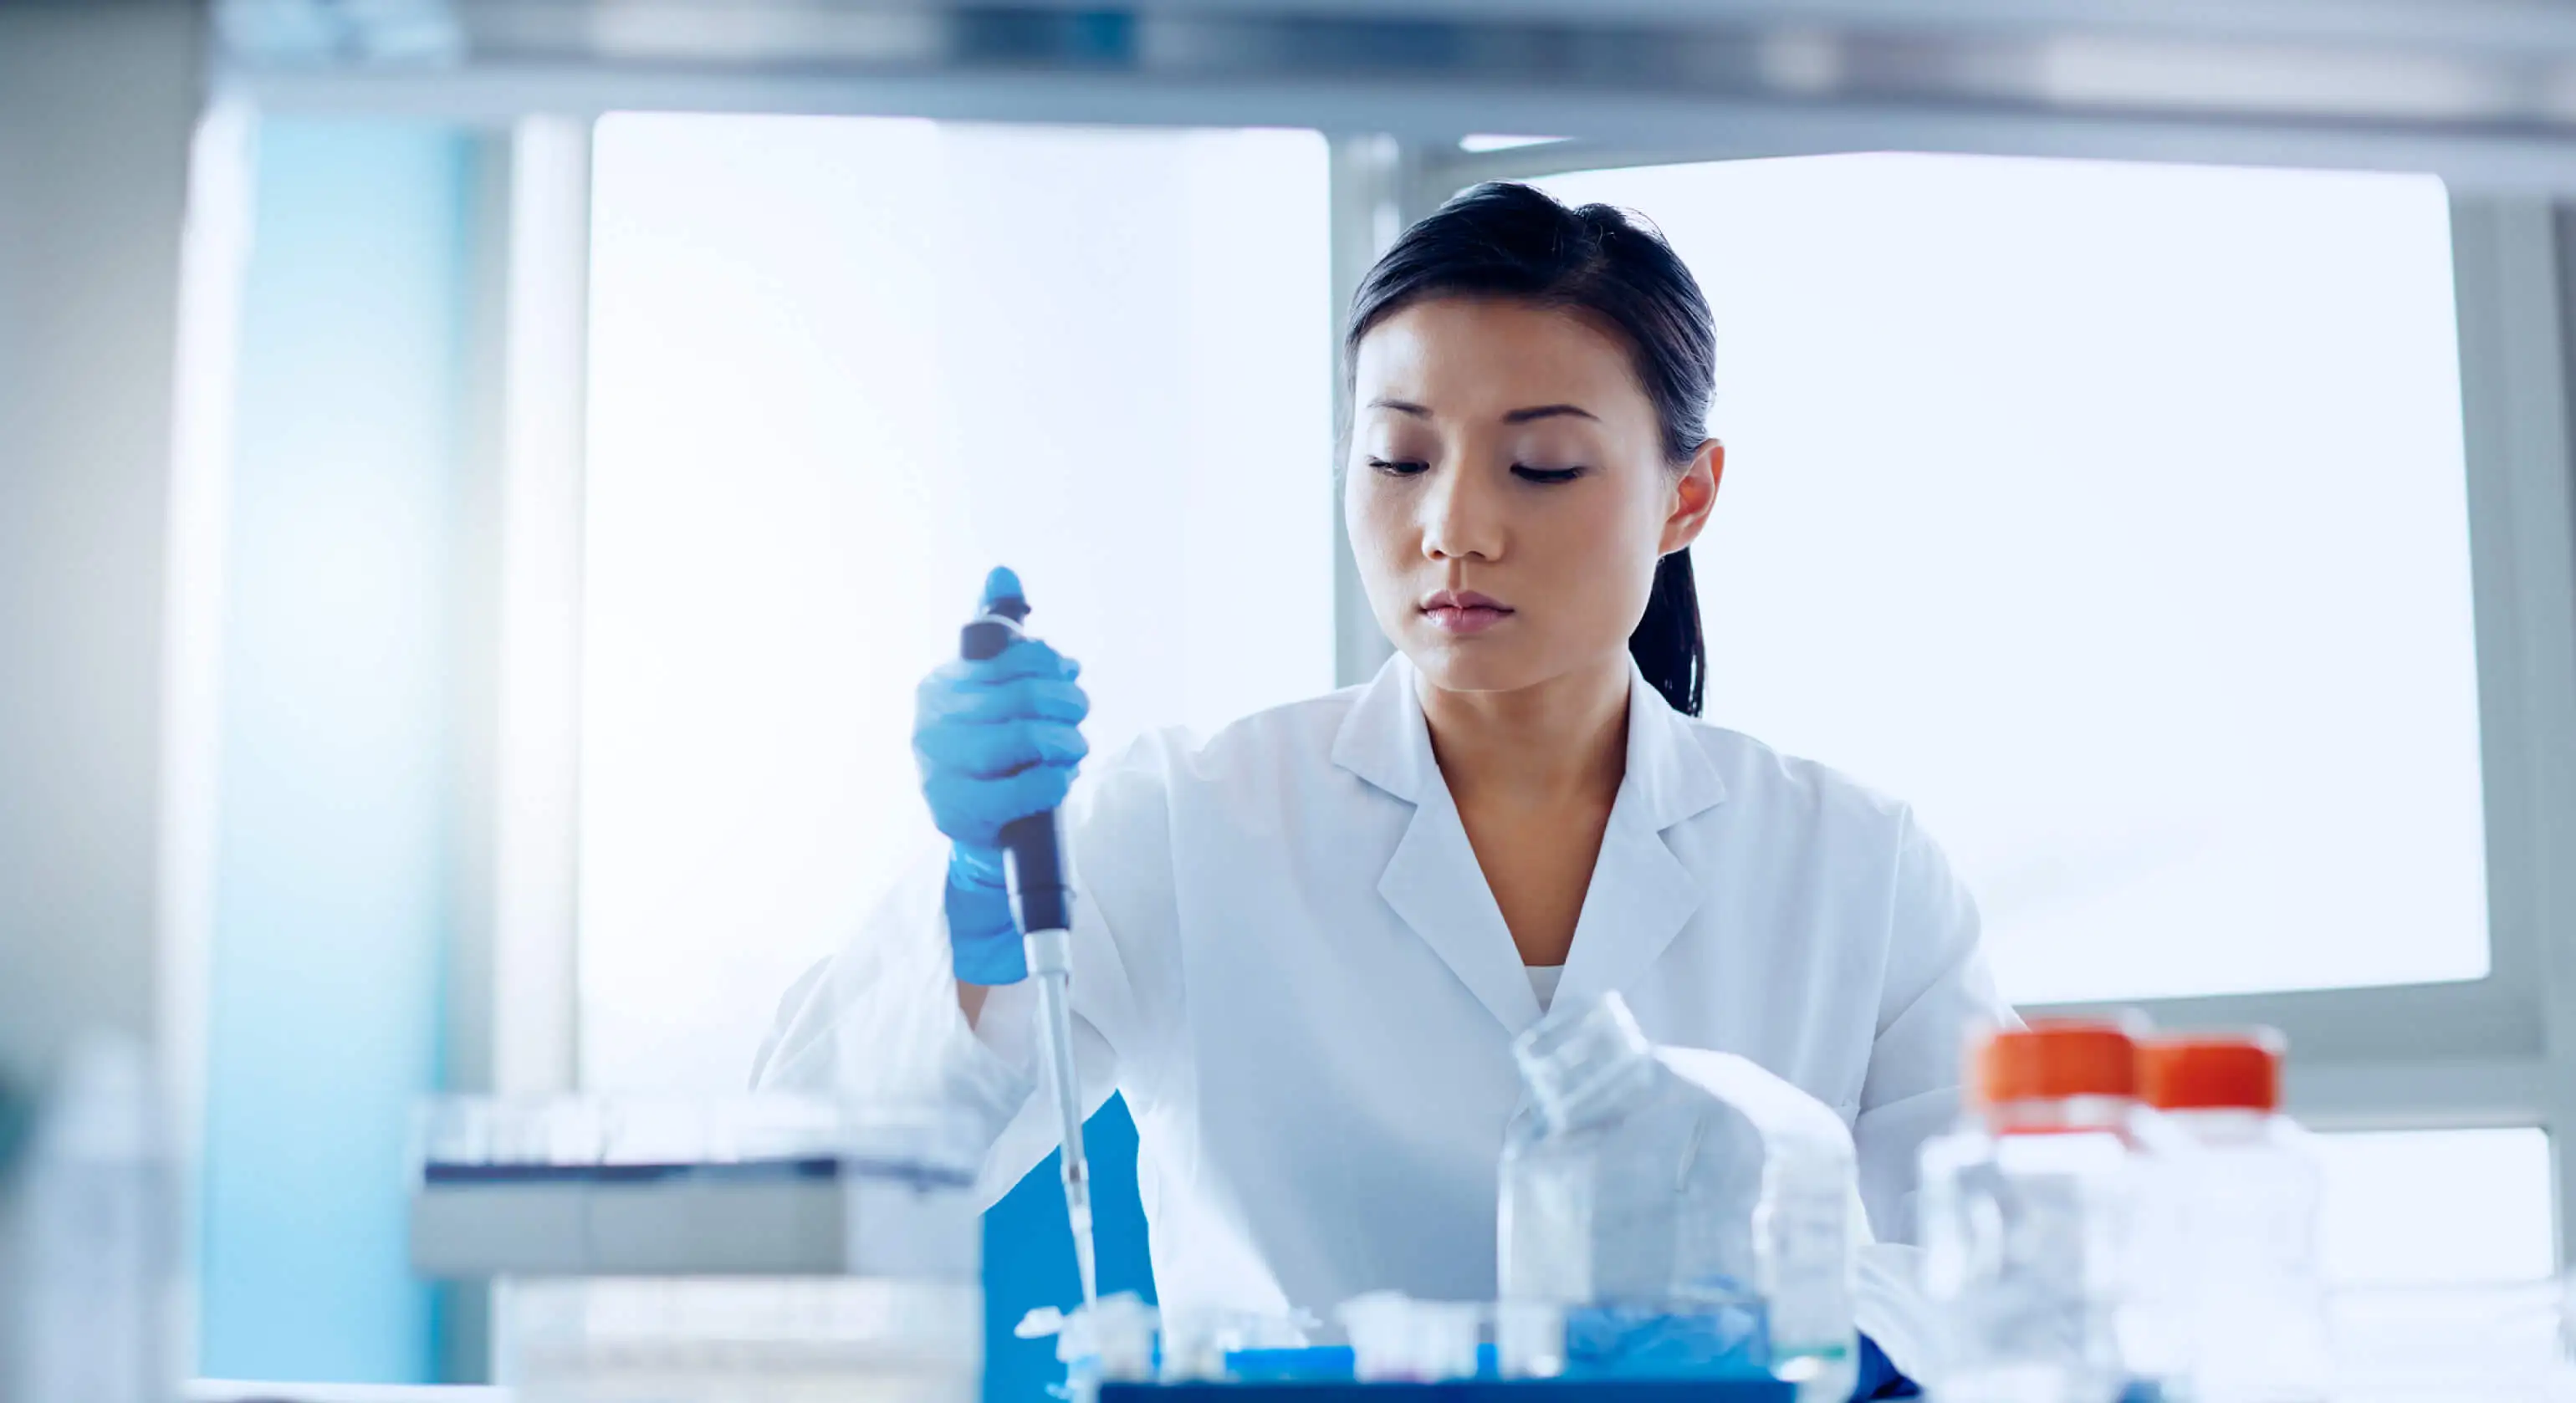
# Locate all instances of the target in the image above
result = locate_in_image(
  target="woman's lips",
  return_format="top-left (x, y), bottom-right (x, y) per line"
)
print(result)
top-left (1420, 589), bottom-right (1515, 636)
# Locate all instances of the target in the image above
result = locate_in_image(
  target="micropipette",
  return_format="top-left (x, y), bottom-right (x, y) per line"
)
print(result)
top-left (959, 579), bottom-right (1098, 1306)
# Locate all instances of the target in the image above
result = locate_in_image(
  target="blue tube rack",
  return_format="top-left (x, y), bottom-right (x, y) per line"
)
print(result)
top-left (1095, 1347), bottom-right (1791, 1402)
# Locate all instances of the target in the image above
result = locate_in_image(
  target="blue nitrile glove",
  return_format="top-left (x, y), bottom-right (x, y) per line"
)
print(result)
top-left (914, 567), bottom-right (1090, 984)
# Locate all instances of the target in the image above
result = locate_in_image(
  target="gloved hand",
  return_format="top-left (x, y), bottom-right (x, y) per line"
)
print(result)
top-left (914, 567), bottom-right (1091, 984)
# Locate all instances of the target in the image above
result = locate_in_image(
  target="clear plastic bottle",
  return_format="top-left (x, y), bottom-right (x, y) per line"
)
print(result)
top-left (1919, 1020), bottom-right (2144, 1403)
top-left (1497, 992), bottom-right (1858, 1399)
top-left (2138, 1032), bottom-right (2328, 1403)
top-left (1339, 1293), bottom-right (1484, 1382)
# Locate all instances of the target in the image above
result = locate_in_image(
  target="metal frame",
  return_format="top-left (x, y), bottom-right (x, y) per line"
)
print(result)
top-left (425, 114), bottom-right (598, 1385)
top-left (488, 115), bottom-right (595, 1100)
top-left (1383, 135), bottom-right (2576, 1263)
top-left (1327, 135), bottom-right (1426, 688)
top-left (224, 61), bottom-right (2576, 200)
top-left (197, 0), bottom-right (2576, 196)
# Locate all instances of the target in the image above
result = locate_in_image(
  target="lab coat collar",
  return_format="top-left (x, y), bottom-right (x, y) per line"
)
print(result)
top-left (1329, 652), bottom-right (1728, 824)
top-left (1331, 653), bottom-right (1727, 1036)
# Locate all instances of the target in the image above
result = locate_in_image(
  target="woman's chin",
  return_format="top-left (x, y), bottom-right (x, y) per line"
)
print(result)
top-left (1398, 640), bottom-right (1551, 696)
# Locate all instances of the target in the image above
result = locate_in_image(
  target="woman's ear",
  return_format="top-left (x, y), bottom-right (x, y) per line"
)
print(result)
top-left (1661, 439), bottom-right (1723, 554)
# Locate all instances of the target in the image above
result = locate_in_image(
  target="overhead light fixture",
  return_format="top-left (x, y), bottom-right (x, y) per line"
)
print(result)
top-left (1458, 134), bottom-right (1569, 152)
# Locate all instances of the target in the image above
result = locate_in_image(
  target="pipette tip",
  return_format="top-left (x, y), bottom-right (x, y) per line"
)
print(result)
top-left (1070, 1201), bottom-right (1100, 1305)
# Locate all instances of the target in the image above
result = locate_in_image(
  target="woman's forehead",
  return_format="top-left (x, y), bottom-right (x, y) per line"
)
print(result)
top-left (1354, 297), bottom-right (1647, 416)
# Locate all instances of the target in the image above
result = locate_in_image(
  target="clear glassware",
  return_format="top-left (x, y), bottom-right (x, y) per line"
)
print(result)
top-left (8, 1038), bottom-right (173, 1403)
top-left (1919, 1019), bottom-right (2146, 1403)
top-left (1338, 1292), bottom-right (1484, 1382)
top-left (1016, 1293), bottom-right (1162, 1403)
top-left (1495, 1299), bottom-right (1568, 1379)
top-left (1019, 1297), bottom-right (1325, 1395)
top-left (1497, 992), bottom-right (1858, 1398)
top-left (2134, 1033), bottom-right (2329, 1403)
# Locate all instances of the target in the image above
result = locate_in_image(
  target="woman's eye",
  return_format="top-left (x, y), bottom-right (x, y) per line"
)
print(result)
top-left (1513, 464), bottom-right (1586, 485)
top-left (1368, 457), bottom-right (1429, 477)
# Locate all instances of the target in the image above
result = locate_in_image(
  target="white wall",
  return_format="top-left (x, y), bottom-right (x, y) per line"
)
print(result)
top-left (1538, 155), bottom-right (2486, 1008)
top-left (578, 117), bottom-right (1336, 1092)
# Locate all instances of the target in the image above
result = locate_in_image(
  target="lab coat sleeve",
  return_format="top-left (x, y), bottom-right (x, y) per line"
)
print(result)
top-left (1848, 807), bottom-right (2017, 1387)
top-left (748, 736), bottom-right (1178, 1213)
top-left (1853, 806), bottom-right (2016, 1244)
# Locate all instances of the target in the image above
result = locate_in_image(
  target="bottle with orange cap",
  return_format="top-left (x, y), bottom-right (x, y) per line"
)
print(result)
top-left (1918, 1018), bottom-right (2151, 1403)
top-left (2132, 1031), bottom-right (2328, 1403)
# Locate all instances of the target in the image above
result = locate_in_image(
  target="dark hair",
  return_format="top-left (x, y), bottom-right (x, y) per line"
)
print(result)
top-left (1342, 181), bottom-right (1712, 716)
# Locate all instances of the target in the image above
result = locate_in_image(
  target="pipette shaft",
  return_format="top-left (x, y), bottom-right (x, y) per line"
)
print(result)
top-left (1026, 923), bottom-right (1097, 1304)
top-left (959, 586), bottom-right (1099, 1308)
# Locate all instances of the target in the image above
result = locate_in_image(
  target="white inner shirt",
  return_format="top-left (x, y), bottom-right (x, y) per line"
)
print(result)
top-left (1526, 964), bottom-right (1565, 1013)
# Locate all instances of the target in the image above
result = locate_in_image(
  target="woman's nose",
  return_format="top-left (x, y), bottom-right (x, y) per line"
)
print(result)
top-left (1419, 462), bottom-right (1503, 563)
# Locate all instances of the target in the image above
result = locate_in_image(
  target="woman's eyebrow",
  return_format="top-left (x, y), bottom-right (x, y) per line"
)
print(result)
top-left (1503, 404), bottom-right (1598, 424)
top-left (1367, 397), bottom-right (1432, 417)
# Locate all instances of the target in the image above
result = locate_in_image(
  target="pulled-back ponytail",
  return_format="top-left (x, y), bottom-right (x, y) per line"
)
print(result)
top-left (1633, 552), bottom-right (1705, 717)
top-left (1343, 181), bottom-right (1714, 716)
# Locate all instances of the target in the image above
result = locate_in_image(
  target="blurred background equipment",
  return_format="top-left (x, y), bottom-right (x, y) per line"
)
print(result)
top-left (1, 1040), bottom-right (176, 1403)
top-left (407, 1096), bottom-right (982, 1401)
top-left (15, 0), bottom-right (2576, 1400)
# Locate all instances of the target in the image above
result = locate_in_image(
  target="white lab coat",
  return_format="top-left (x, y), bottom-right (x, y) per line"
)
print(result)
top-left (754, 653), bottom-right (2012, 1375)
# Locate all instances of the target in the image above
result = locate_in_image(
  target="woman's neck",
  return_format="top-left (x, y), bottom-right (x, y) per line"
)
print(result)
top-left (1418, 650), bottom-right (1632, 808)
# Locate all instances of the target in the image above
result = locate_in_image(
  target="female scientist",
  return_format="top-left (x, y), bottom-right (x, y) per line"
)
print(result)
top-left (754, 181), bottom-right (2011, 1380)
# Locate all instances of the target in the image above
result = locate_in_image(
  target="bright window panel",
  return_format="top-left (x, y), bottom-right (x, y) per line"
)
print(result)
top-left (2314, 1129), bottom-right (2555, 1284)
top-left (581, 115), bottom-right (1334, 1092)
top-left (1536, 156), bottom-right (2488, 1004)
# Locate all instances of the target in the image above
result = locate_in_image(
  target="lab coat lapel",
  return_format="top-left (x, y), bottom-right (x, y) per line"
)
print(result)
top-left (1556, 661), bottom-right (1728, 1009)
top-left (1332, 657), bottom-right (1546, 1037)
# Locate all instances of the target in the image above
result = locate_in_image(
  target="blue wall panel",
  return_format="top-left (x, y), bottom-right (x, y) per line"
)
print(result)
top-left (197, 119), bottom-right (472, 1384)
top-left (986, 1094), bottom-right (1155, 1403)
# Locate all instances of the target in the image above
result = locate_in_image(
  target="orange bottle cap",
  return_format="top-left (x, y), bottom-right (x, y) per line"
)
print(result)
top-left (1970, 1019), bottom-right (2140, 1107)
top-left (2140, 1032), bottom-right (2284, 1112)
